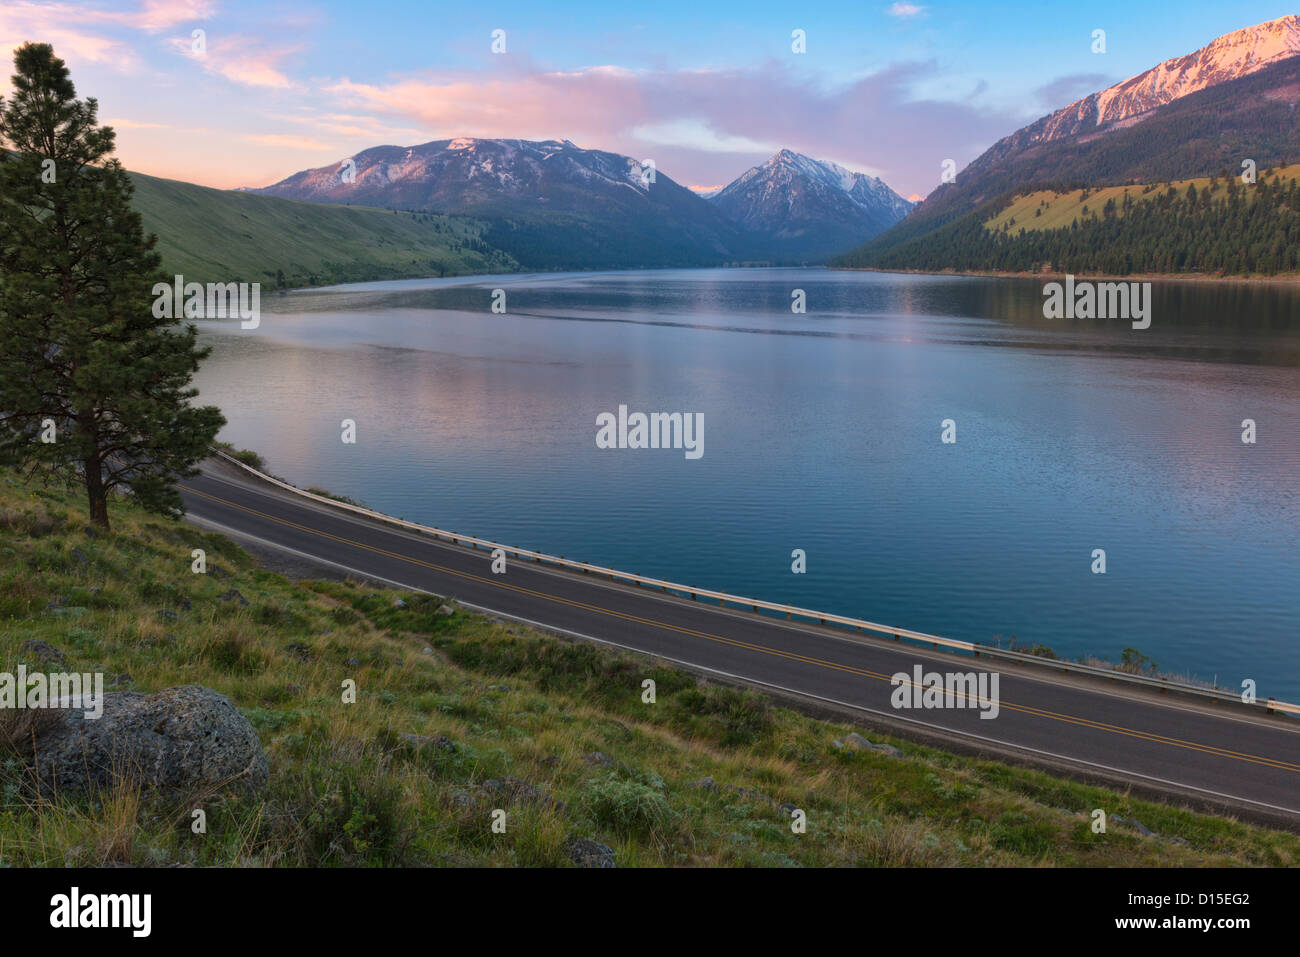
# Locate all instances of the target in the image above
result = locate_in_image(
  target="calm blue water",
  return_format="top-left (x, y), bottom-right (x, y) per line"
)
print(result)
top-left (192, 268), bottom-right (1300, 700)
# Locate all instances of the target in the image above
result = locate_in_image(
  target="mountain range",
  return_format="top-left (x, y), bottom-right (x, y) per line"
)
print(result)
top-left (835, 14), bottom-right (1300, 273)
top-left (252, 140), bottom-right (912, 269)
top-left (130, 15), bottom-right (1300, 282)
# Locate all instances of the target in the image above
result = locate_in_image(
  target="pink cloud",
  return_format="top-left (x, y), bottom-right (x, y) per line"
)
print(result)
top-left (172, 33), bottom-right (297, 89)
top-left (0, 2), bottom-right (144, 72)
top-left (119, 0), bottom-right (216, 32)
top-left (322, 60), bottom-right (1021, 198)
top-left (0, 0), bottom-right (214, 78)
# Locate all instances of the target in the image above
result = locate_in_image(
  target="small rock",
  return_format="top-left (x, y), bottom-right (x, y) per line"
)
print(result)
top-left (393, 599), bottom-right (408, 609)
top-left (82, 526), bottom-right (98, 540)
top-left (1112, 815), bottom-right (1156, 837)
top-left (780, 802), bottom-right (798, 816)
top-left (218, 589), bottom-right (249, 607)
top-left (693, 776), bottom-right (718, 792)
top-left (728, 784), bottom-right (774, 806)
top-left (20, 639), bottom-right (66, 666)
top-left (71, 548), bottom-right (90, 566)
top-left (585, 752), bottom-right (617, 768)
top-left (285, 642), bottom-right (313, 662)
top-left (422, 647), bottom-right (433, 655)
top-left (564, 837), bottom-right (617, 869)
top-left (344, 657), bottom-right (360, 667)
top-left (436, 604), bottom-right (455, 617)
top-left (403, 734), bottom-right (458, 755)
top-left (483, 776), bottom-right (564, 811)
top-left (842, 732), bottom-right (902, 758)
top-left (285, 683), bottom-right (302, 696)
top-left (157, 609), bottom-right (179, 622)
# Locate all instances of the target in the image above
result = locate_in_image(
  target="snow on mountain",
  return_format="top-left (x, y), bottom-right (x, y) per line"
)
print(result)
top-left (1027, 15), bottom-right (1300, 145)
top-left (254, 137), bottom-right (670, 211)
top-left (708, 149), bottom-right (913, 259)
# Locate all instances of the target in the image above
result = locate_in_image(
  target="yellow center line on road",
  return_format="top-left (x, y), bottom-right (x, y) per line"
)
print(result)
top-left (182, 484), bottom-right (1300, 775)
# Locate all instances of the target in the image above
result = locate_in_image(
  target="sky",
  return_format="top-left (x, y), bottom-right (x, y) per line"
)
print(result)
top-left (0, 0), bottom-right (1295, 199)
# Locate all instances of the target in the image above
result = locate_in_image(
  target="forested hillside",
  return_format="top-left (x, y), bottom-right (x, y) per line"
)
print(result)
top-left (834, 167), bottom-right (1300, 276)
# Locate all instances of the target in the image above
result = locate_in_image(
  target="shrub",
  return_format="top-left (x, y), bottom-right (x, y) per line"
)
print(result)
top-left (581, 774), bottom-right (677, 838)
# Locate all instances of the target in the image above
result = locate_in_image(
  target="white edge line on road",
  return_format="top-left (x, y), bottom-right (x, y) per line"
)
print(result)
top-left (187, 512), bottom-right (1300, 820)
top-left (193, 470), bottom-right (1300, 735)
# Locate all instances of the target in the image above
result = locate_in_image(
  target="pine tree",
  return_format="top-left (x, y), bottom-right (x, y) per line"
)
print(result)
top-left (0, 43), bottom-right (225, 529)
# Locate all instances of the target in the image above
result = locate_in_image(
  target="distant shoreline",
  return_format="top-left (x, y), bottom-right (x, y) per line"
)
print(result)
top-left (831, 265), bottom-right (1300, 285)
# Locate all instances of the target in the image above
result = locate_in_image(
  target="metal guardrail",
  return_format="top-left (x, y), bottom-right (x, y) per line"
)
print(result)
top-left (209, 448), bottom-right (1300, 718)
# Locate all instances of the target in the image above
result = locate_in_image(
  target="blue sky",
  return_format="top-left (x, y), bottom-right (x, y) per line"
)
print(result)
top-left (1, 1), bottom-right (1295, 195)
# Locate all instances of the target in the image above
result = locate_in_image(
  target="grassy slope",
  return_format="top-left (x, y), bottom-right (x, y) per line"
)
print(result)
top-left (130, 171), bottom-right (519, 288)
top-left (984, 164), bottom-right (1300, 234)
top-left (1, 470), bottom-right (1296, 867)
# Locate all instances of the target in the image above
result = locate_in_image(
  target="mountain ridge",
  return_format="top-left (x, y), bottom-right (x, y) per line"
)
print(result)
top-left (835, 16), bottom-right (1300, 273)
top-left (255, 138), bottom-right (910, 267)
top-left (709, 149), bottom-right (913, 260)
top-left (988, 15), bottom-right (1300, 162)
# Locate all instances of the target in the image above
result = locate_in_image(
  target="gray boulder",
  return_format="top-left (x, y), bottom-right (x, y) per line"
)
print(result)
top-left (564, 837), bottom-right (617, 868)
top-left (27, 685), bottom-right (268, 798)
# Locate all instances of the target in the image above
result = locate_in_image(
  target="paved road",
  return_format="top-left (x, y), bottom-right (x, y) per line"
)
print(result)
top-left (180, 462), bottom-right (1300, 824)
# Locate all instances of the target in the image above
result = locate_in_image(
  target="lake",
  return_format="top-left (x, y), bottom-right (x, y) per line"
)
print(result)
top-left (192, 268), bottom-right (1300, 700)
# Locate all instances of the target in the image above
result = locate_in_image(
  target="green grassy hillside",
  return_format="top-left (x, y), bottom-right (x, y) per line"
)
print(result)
top-left (1, 468), bottom-right (1297, 866)
top-left (130, 171), bottom-right (518, 288)
top-left (985, 164), bottom-right (1300, 233)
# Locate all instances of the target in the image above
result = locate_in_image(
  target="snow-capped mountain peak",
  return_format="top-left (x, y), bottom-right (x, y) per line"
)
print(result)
top-left (709, 149), bottom-right (914, 260)
top-left (1035, 14), bottom-right (1300, 142)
